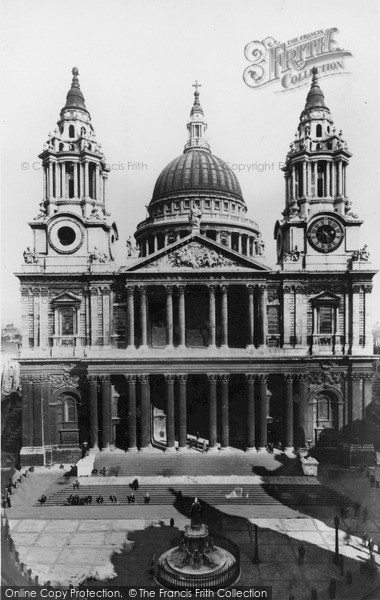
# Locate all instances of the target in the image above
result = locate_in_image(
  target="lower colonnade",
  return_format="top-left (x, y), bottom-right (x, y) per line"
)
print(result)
top-left (87, 373), bottom-right (306, 454)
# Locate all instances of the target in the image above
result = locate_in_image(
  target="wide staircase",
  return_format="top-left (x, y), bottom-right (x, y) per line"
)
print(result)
top-left (92, 450), bottom-right (300, 477)
top-left (38, 481), bottom-right (355, 509)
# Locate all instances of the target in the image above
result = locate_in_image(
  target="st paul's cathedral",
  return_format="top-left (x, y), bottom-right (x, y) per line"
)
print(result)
top-left (16, 68), bottom-right (377, 467)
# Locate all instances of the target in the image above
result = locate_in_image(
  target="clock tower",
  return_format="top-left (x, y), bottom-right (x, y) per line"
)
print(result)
top-left (274, 68), bottom-right (365, 272)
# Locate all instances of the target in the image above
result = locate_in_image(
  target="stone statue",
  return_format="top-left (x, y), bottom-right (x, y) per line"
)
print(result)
top-left (23, 247), bottom-right (39, 264)
top-left (352, 245), bottom-right (370, 262)
top-left (255, 238), bottom-right (265, 256)
top-left (190, 497), bottom-right (202, 529)
top-left (126, 236), bottom-right (134, 257)
top-left (89, 247), bottom-right (108, 263)
top-left (189, 204), bottom-right (202, 228)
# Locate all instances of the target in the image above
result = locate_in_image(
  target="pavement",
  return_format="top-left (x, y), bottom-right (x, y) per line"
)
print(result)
top-left (1, 460), bottom-right (380, 599)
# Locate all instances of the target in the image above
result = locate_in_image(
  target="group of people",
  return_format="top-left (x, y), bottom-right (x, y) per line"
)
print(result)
top-left (67, 494), bottom-right (92, 505)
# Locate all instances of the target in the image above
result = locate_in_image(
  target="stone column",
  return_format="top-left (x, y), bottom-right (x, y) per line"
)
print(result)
top-left (178, 285), bottom-right (186, 347)
top-left (138, 374), bottom-right (151, 450)
top-left (332, 162), bottom-right (336, 196)
top-left (246, 374), bottom-right (256, 452)
top-left (43, 166), bottom-right (47, 200)
top-left (84, 160), bottom-right (89, 198)
top-left (62, 163), bottom-right (67, 199)
top-left (208, 285), bottom-right (216, 347)
top-left (351, 285), bottom-right (361, 353)
top-left (284, 374), bottom-right (295, 453)
top-left (88, 376), bottom-right (99, 450)
top-left (220, 374), bottom-right (230, 449)
top-left (165, 285), bottom-right (174, 347)
top-left (258, 285), bottom-right (267, 348)
top-left (292, 165), bottom-right (296, 199)
top-left (208, 374), bottom-right (218, 452)
top-left (297, 375), bottom-right (308, 448)
top-left (257, 375), bottom-right (268, 452)
top-left (165, 375), bottom-right (176, 452)
top-left (126, 286), bottom-right (135, 348)
top-left (302, 162), bottom-right (306, 197)
top-left (326, 161), bottom-right (331, 197)
top-left (338, 161), bottom-right (343, 196)
top-left (247, 285), bottom-right (255, 347)
top-left (364, 285), bottom-right (373, 352)
top-left (177, 374), bottom-right (188, 451)
top-left (73, 162), bottom-right (78, 197)
top-left (307, 163), bottom-right (312, 197)
top-left (126, 375), bottom-right (137, 452)
top-left (139, 286), bottom-right (148, 348)
top-left (313, 162), bottom-right (317, 196)
top-left (154, 236), bottom-right (158, 253)
top-left (21, 377), bottom-right (33, 448)
top-left (220, 285), bottom-right (229, 348)
top-left (100, 375), bottom-right (112, 450)
top-left (79, 162), bottom-right (84, 198)
top-left (238, 234), bottom-right (242, 254)
top-left (48, 163), bottom-right (53, 199)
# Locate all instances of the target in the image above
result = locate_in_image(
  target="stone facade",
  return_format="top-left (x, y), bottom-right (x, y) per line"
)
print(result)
top-left (16, 68), bottom-right (377, 466)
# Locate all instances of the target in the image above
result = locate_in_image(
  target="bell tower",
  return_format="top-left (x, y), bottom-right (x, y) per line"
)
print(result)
top-left (274, 67), bottom-right (365, 272)
top-left (27, 67), bottom-right (118, 270)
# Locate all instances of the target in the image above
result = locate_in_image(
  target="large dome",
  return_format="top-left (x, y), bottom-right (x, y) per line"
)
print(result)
top-left (152, 149), bottom-right (243, 202)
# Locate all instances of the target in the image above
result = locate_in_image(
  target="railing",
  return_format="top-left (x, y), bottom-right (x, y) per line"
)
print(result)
top-left (136, 213), bottom-right (260, 231)
top-left (155, 534), bottom-right (240, 590)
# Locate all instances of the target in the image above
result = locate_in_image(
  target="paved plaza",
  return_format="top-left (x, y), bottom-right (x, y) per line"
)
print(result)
top-left (2, 455), bottom-right (380, 599)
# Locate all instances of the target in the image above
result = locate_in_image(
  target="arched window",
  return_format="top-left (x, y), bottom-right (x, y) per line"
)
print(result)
top-left (80, 127), bottom-right (86, 136)
top-left (63, 396), bottom-right (76, 423)
top-left (59, 143), bottom-right (64, 151)
top-left (69, 125), bottom-right (75, 138)
top-left (316, 124), bottom-right (322, 138)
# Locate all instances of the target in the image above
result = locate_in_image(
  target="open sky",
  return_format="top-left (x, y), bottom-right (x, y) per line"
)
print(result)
top-left (1, 0), bottom-right (379, 328)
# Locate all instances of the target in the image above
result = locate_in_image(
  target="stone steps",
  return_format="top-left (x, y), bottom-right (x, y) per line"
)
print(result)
top-left (39, 482), bottom-right (354, 509)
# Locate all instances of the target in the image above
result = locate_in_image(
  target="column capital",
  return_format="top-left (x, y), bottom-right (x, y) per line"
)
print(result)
top-left (177, 285), bottom-right (186, 294)
top-left (256, 374), bottom-right (269, 383)
top-left (352, 285), bottom-right (362, 294)
top-left (220, 284), bottom-right (229, 292)
top-left (218, 373), bottom-right (230, 383)
top-left (137, 374), bottom-right (150, 384)
top-left (246, 373), bottom-right (256, 383)
top-left (88, 375), bottom-right (98, 383)
top-left (164, 374), bottom-right (176, 383)
top-left (207, 373), bottom-right (218, 383)
top-left (176, 374), bottom-right (188, 383)
top-left (296, 373), bottom-right (309, 383)
top-left (284, 373), bottom-right (296, 383)
top-left (126, 285), bottom-right (135, 295)
top-left (258, 284), bottom-right (267, 292)
top-left (247, 284), bottom-right (255, 293)
top-left (164, 284), bottom-right (174, 294)
top-left (363, 284), bottom-right (373, 293)
top-left (138, 285), bottom-right (147, 294)
top-left (99, 375), bottom-right (111, 384)
top-left (208, 284), bottom-right (217, 293)
top-left (125, 374), bottom-right (137, 383)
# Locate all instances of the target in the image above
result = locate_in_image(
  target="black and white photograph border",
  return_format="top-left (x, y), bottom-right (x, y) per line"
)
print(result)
top-left (1, 0), bottom-right (380, 598)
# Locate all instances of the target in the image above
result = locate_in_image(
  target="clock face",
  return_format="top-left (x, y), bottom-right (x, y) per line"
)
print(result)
top-left (308, 217), bottom-right (344, 253)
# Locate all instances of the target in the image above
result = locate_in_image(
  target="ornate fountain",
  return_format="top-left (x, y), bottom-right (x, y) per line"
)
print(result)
top-left (155, 498), bottom-right (240, 589)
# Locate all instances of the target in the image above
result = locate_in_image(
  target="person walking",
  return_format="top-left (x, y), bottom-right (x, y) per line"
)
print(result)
top-left (144, 493), bottom-right (150, 504)
top-left (202, 440), bottom-right (207, 453)
top-left (368, 537), bottom-right (374, 556)
top-left (298, 544), bottom-right (305, 565)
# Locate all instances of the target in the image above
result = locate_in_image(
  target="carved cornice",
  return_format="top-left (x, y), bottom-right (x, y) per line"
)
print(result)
top-left (350, 372), bottom-right (373, 381)
top-left (297, 374), bottom-right (309, 383)
top-left (308, 371), bottom-right (343, 385)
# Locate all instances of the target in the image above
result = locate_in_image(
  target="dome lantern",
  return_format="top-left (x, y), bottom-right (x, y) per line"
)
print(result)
top-left (184, 81), bottom-right (210, 153)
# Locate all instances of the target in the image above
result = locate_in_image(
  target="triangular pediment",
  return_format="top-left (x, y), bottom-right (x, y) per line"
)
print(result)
top-left (122, 233), bottom-right (270, 272)
top-left (51, 292), bottom-right (82, 304)
top-left (311, 290), bottom-right (341, 303)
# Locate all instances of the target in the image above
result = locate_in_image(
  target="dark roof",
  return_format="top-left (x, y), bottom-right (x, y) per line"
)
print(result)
top-left (151, 149), bottom-right (244, 202)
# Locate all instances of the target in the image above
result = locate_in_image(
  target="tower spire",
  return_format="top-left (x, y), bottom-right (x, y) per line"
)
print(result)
top-left (184, 81), bottom-right (210, 153)
top-left (63, 66), bottom-right (87, 112)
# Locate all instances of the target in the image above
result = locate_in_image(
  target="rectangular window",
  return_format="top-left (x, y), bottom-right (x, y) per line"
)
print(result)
top-left (61, 307), bottom-right (75, 335)
top-left (319, 306), bottom-right (333, 334)
top-left (215, 201), bottom-right (220, 210)
top-left (224, 201), bottom-right (229, 211)
top-left (267, 306), bottom-right (280, 334)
